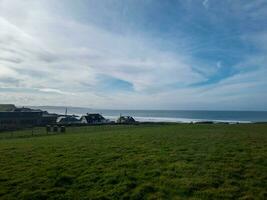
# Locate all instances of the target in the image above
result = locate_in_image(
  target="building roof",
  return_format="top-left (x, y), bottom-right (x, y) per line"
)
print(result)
top-left (57, 116), bottom-right (79, 123)
top-left (82, 113), bottom-right (105, 122)
top-left (117, 116), bottom-right (136, 123)
top-left (0, 111), bottom-right (43, 119)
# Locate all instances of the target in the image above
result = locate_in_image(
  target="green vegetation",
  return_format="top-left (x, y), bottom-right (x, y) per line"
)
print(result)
top-left (0, 104), bottom-right (16, 111)
top-left (0, 124), bottom-right (266, 200)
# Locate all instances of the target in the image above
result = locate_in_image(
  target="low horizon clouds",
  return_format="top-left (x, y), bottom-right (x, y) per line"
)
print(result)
top-left (0, 0), bottom-right (267, 110)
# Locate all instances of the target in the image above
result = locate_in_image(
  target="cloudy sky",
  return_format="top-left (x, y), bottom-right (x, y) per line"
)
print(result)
top-left (0, 0), bottom-right (267, 110)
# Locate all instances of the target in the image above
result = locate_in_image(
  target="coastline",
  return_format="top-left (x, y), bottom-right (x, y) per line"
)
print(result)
top-left (103, 115), bottom-right (253, 124)
top-left (29, 106), bottom-right (267, 124)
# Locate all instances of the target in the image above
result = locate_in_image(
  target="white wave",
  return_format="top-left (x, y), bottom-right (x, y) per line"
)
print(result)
top-left (103, 115), bottom-right (251, 123)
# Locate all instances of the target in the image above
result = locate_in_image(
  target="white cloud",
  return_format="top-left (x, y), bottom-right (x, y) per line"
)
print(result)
top-left (0, 0), bottom-right (266, 110)
top-left (202, 0), bottom-right (209, 9)
top-left (0, 65), bottom-right (17, 78)
top-left (216, 61), bottom-right (222, 69)
top-left (38, 88), bottom-right (74, 95)
top-left (0, 0), bottom-right (204, 95)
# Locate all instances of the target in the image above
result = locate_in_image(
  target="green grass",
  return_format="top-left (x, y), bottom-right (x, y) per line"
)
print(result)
top-left (0, 124), bottom-right (266, 200)
top-left (0, 104), bottom-right (16, 111)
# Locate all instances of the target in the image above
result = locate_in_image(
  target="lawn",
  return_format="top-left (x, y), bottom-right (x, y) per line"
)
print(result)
top-left (0, 124), bottom-right (266, 200)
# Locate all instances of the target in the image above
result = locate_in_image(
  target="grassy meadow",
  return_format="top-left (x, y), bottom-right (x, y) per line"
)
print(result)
top-left (0, 124), bottom-right (266, 200)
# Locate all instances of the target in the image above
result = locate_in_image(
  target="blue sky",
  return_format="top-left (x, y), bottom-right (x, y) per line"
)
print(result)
top-left (0, 0), bottom-right (267, 110)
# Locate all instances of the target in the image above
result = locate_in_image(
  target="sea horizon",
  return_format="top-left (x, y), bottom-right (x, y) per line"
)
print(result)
top-left (29, 106), bottom-right (267, 123)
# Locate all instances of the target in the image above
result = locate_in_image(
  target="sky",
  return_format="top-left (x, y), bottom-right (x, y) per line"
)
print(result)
top-left (0, 0), bottom-right (267, 110)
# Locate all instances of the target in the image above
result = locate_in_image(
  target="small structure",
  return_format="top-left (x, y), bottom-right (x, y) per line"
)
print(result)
top-left (56, 115), bottom-right (80, 125)
top-left (46, 125), bottom-right (51, 133)
top-left (60, 126), bottom-right (66, 133)
top-left (53, 125), bottom-right (58, 132)
top-left (80, 113), bottom-right (107, 124)
top-left (117, 116), bottom-right (136, 124)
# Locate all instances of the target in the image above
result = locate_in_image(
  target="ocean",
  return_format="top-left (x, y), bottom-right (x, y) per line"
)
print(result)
top-left (31, 106), bottom-right (267, 123)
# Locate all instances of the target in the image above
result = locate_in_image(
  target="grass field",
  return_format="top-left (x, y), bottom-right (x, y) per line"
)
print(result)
top-left (0, 124), bottom-right (266, 200)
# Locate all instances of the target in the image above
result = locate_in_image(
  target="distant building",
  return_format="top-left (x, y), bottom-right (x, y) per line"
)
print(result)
top-left (117, 116), bottom-right (136, 124)
top-left (80, 113), bottom-right (107, 124)
top-left (0, 111), bottom-right (43, 130)
top-left (56, 115), bottom-right (80, 124)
